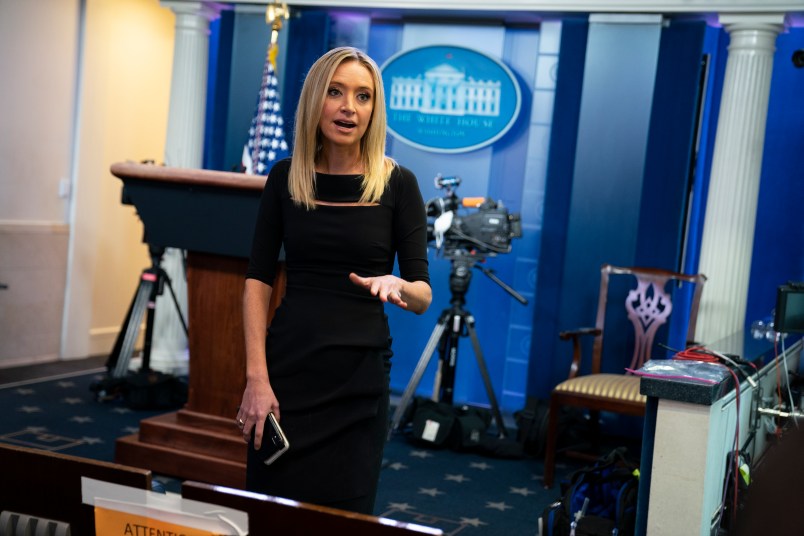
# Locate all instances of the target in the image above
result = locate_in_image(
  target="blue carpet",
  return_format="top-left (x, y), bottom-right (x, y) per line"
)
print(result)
top-left (0, 370), bottom-right (582, 535)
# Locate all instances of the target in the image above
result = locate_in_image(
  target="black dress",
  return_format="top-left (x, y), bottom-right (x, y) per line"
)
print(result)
top-left (244, 158), bottom-right (430, 513)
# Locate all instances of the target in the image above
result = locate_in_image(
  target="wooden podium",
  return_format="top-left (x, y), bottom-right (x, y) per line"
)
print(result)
top-left (109, 162), bottom-right (284, 488)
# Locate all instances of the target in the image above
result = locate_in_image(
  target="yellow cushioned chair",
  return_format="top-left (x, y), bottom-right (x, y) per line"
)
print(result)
top-left (542, 264), bottom-right (706, 488)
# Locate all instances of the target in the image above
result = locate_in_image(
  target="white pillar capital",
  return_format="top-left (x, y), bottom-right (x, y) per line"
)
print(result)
top-left (718, 12), bottom-right (788, 31)
top-left (160, 1), bottom-right (225, 23)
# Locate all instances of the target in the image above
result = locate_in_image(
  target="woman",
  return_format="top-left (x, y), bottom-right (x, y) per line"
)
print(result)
top-left (235, 46), bottom-right (432, 515)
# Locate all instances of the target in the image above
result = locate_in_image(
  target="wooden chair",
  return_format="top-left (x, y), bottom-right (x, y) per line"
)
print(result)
top-left (182, 481), bottom-right (443, 535)
top-left (542, 264), bottom-right (706, 488)
top-left (0, 443), bottom-right (152, 534)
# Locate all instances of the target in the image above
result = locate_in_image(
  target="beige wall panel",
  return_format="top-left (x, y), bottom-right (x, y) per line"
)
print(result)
top-left (63, 0), bottom-right (174, 359)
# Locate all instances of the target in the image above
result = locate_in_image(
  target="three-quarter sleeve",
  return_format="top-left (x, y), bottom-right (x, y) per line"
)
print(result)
top-left (245, 160), bottom-right (289, 286)
top-left (393, 166), bottom-right (430, 286)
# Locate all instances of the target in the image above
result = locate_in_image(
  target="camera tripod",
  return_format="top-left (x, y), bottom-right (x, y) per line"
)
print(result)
top-left (389, 254), bottom-right (527, 439)
top-left (91, 244), bottom-right (188, 400)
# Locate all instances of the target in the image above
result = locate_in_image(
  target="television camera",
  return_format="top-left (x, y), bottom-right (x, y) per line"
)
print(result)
top-left (388, 174), bottom-right (527, 440)
top-left (426, 174), bottom-right (522, 260)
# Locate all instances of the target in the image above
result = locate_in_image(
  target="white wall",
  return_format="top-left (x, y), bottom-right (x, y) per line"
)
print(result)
top-left (0, 0), bottom-right (175, 366)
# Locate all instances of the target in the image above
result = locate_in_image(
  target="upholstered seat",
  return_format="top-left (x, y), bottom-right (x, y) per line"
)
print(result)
top-left (542, 264), bottom-right (706, 488)
top-left (553, 374), bottom-right (646, 405)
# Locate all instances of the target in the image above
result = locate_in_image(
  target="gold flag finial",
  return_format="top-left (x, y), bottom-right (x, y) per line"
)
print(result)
top-left (266, 1), bottom-right (290, 45)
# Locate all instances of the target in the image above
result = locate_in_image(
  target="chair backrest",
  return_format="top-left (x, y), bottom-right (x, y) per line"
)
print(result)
top-left (591, 264), bottom-right (707, 374)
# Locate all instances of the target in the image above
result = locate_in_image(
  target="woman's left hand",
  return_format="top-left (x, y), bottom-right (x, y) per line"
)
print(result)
top-left (348, 272), bottom-right (432, 314)
top-left (349, 273), bottom-right (408, 308)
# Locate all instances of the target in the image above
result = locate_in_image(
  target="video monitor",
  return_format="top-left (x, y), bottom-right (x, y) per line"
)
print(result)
top-left (774, 283), bottom-right (804, 334)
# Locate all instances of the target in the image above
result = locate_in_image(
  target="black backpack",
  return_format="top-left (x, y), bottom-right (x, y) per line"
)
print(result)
top-left (514, 398), bottom-right (591, 458)
top-left (540, 447), bottom-right (639, 536)
top-left (407, 398), bottom-right (492, 451)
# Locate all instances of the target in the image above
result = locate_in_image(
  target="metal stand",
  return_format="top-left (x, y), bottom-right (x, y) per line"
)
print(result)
top-left (389, 255), bottom-right (527, 439)
top-left (91, 245), bottom-right (188, 401)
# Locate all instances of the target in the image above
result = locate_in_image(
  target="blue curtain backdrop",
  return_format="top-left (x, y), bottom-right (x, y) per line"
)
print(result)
top-left (203, 10), bottom-right (804, 414)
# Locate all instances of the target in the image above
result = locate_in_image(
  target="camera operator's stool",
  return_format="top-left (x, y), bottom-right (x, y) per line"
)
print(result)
top-left (389, 255), bottom-right (527, 439)
top-left (91, 244), bottom-right (188, 400)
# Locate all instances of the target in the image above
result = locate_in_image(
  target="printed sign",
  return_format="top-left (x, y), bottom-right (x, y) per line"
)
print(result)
top-left (381, 45), bottom-right (522, 153)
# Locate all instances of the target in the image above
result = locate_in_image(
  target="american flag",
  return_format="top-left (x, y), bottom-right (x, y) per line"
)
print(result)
top-left (242, 43), bottom-right (289, 175)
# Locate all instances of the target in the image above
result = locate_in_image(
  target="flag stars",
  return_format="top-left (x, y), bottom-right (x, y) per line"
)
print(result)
top-left (111, 407), bottom-right (132, 414)
top-left (387, 462), bottom-right (408, 471)
top-left (445, 474), bottom-right (470, 483)
top-left (62, 397), bottom-right (83, 405)
top-left (56, 381), bottom-right (75, 388)
top-left (386, 502), bottom-right (414, 512)
top-left (70, 416), bottom-right (93, 424)
top-left (15, 388), bottom-right (35, 395)
top-left (81, 437), bottom-right (104, 445)
top-left (17, 406), bottom-right (42, 413)
top-left (410, 450), bottom-right (434, 459)
top-left (242, 44), bottom-right (289, 174)
top-left (470, 461), bottom-right (493, 470)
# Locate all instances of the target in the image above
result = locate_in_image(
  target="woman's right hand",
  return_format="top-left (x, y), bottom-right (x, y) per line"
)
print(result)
top-left (237, 377), bottom-right (280, 450)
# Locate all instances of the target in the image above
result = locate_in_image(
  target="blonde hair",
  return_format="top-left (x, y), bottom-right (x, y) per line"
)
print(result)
top-left (289, 46), bottom-right (396, 209)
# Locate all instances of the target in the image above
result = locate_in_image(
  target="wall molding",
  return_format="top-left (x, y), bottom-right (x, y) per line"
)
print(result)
top-left (0, 221), bottom-right (69, 233)
top-left (217, 0), bottom-right (803, 16)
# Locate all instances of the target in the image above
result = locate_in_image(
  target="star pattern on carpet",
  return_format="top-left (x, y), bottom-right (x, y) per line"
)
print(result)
top-left (485, 501), bottom-right (513, 511)
top-left (387, 502), bottom-right (415, 512)
top-left (418, 487), bottom-right (445, 497)
top-left (509, 486), bottom-right (536, 496)
top-left (1, 371), bottom-right (594, 536)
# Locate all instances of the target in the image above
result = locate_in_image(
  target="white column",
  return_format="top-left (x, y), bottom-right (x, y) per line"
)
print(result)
top-left (695, 13), bottom-right (786, 346)
top-left (149, 1), bottom-right (221, 375)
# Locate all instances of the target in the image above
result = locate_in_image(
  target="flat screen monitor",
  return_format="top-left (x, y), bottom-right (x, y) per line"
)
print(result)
top-left (774, 283), bottom-right (804, 334)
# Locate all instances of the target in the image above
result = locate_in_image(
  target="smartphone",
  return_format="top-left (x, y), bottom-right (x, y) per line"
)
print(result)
top-left (261, 412), bottom-right (290, 466)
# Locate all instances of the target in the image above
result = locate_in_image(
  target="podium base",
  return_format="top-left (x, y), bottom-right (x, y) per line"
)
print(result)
top-left (115, 409), bottom-right (246, 489)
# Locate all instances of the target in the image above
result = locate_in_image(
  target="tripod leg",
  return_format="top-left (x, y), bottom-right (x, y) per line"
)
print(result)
top-left (106, 279), bottom-right (144, 372)
top-left (140, 272), bottom-right (160, 372)
top-left (158, 267), bottom-right (188, 336)
top-left (388, 319), bottom-right (448, 439)
top-left (436, 313), bottom-right (461, 404)
top-left (111, 275), bottom-right (155, 378)
top-left (465, 317), bottom-right (509, 438)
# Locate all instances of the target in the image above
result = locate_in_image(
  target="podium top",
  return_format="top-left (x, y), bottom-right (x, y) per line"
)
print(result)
top-left (110, 161), bottom-right (267, 191)
top-left (110, 162), bottom-right (269, 258)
